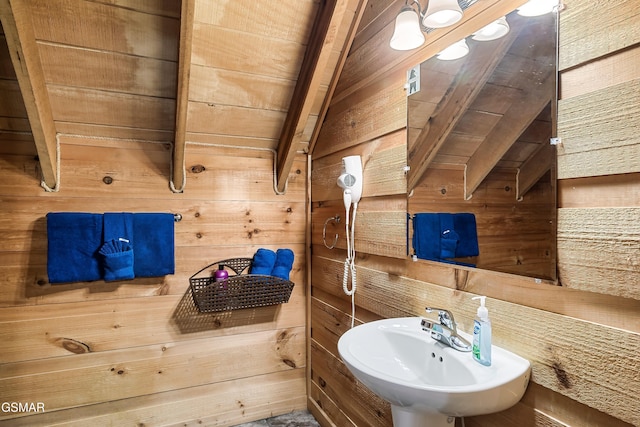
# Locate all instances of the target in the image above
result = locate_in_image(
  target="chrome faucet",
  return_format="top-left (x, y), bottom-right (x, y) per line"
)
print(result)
top-left (421, 307), bottom-right (472, 352)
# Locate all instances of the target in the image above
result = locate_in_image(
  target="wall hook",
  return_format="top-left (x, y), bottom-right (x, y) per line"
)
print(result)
top-left (322, 215), bottom-right (340, 249)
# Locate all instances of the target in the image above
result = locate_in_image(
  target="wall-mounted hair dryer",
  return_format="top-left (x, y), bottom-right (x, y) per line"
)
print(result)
top-left (337, 155), bottom-right (363, 329)
top-left (337, 155), bottom-right (363, 211)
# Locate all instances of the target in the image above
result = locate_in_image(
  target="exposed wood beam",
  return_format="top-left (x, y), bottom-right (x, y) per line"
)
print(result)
top-left (0, 0), bottom-right (57, 190)
top-left (276, 0), bottom-right (343, 193)
top-left (308, 0), bottom-right (369, 156)
top-left (407, 26), bottom-right (521, 193)
top-left (465, 74), bottom-right (554, 199)
top-left (172, 0), bottom-right (195, 193)
top-left (517, 140), bottom-right (555, 200)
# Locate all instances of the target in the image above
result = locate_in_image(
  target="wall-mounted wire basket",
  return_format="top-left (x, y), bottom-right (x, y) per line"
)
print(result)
top-left (189, 258), bottom-right (294, 313)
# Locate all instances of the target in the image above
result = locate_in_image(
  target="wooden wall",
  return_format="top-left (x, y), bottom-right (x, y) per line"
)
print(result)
top-left (0, 139), bottom-right (309, 426)
top-left (0, 0), bottom-right (310, 425)
top-left (309, 0), bottom-right (640, 426)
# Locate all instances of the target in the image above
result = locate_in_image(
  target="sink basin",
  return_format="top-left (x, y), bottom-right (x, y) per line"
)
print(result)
top-left (338, 317), bottom-right (530, 427)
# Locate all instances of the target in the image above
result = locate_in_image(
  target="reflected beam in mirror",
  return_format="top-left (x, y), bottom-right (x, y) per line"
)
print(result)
top-left (463, 72), bottom-right (553, 198)
top-left (517, 142), bottom-right (555, 200)
top-left (407, 26), bottom-right (522, 193)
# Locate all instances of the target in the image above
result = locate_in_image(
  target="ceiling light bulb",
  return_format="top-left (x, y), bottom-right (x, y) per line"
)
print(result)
top-left (390, 6), bottom-right (426, 51)
top-left (517, 0), bottom-right (557, 17)
top-left (472, 16), bottom-right (510, 41)
top-left (422, 0), bottom-right (463, 28)
top-left (437, 39), bottom-right (469, 60)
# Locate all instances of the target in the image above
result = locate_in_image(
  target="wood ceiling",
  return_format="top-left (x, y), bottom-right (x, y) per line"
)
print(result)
top-left (1, 0), bottom-right (551, 197)
top-left (0, 0), bottom-right (366, 192)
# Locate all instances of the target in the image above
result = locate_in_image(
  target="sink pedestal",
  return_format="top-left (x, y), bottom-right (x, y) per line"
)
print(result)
top-left (391, 405), bottom-right (454, 427)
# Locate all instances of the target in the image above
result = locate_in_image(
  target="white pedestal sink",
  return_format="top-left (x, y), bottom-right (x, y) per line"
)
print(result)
top-left (337, 317), bottom-right (530, 427)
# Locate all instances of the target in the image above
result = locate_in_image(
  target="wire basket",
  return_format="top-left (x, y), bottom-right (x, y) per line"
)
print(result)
top-left (189, 258), bottom-right (294, 313)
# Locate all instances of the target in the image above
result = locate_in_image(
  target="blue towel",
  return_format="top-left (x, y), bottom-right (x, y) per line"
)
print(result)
top-left (131, 213), bottom-right (175, 278)
top-left (47, 212), bottom-right (103, 283)
top-left (272, 248), bottom-right (294, 281)
top-left (46, 212), bottom-right (175, 284)
top-left (412, 213), bottom-right (479, 261)
top-left (99, 238), bottom-right (134, 281)
top-left (99, 213), bottom-right (135, 281)
top-left (250, 248), bottom-right (276, 275)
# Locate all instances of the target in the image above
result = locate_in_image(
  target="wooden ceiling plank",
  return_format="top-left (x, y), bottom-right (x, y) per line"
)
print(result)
top-left (308, 0), bottom-right (369, 155)
top-left (517, 142), bottom-right (555, 199)
top-left (172, 0), bottom-right (195, 193)
top-left (276, 0), bottom-right (345, 193)
top-left (407, 27), bottom-right (520, 192)
top-left (465, 76), bottom-right (554, 199)
top-left (0, 0), bottom-right (57, 190)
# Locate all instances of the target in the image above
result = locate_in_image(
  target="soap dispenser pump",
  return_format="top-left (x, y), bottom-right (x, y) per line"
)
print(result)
top-left (472, 296), bottom-right (492, 366)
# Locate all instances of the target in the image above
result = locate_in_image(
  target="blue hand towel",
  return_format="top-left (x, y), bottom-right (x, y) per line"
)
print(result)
top-left (412, 213), bottom-right (441, 261)
top-left (99, 238), bottom-right (134, 281)
top-left (250, 248), bottom-right (276, 275)
top-left (272, 248), bottom-right (294, 281)
top-left (413, 213), bottom-right (479, 261)
top-left (452, 213), bottom-right (479, 258)
top-left (131, 213), bottom-right (175, 277)
top-left (47, 212), bottom-right (103, 283)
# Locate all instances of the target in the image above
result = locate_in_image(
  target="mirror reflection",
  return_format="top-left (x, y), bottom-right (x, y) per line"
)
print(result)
top-left (407, 7), bottom-right (557, 281)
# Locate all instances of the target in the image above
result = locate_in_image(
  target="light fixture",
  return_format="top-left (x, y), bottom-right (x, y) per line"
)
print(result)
top-left (471, 16), bottom-right (509, 41)
top-left (517, 0), bottom-right (557, 17)
top-left (436, 39), bottom-right (469, 60)
top-left (389, 0), bottom-right (467, 51)
top-left (422, 0), bottom-right (463, 28)
top-left (390, 6), bottom-right (426, 51)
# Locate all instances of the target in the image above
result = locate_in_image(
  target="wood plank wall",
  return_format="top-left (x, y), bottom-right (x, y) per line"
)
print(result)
top-left (0, 139), bottom-right (309, 425)
top-left (0, 0), bottom-right (310, 425)
top-left (309, 0), bottom-right (640, 426)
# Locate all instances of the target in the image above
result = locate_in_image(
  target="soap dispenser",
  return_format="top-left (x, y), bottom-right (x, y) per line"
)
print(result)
top-left (472, 296), bottom-right (492, 366)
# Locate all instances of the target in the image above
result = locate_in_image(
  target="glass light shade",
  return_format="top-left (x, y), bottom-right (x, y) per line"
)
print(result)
top-left (437, 39), bottom-right (469, 60)
top-left (517, 0), bottom-right (557, 16)
top-left (422, 0), bottom-right (463, 28)
top-left (390, 7), bottom-right (426, 51)
top-left (472, 16), bottom-right (510, 41)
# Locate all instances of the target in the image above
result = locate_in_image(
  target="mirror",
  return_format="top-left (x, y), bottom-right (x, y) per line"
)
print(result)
top-left (407, 7), bottom-right (557, 281)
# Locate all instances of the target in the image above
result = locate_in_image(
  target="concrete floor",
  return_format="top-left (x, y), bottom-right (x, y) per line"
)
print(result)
top-left (232, 410), bottom-right (320, 427)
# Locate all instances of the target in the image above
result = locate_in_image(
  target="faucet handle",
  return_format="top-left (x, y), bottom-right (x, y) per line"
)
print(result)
top-left (425, 307), bottom-right (456, 330)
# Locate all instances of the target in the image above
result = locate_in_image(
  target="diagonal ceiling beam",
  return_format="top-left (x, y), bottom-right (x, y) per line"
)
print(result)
top-left (307, 0), bottom-right (369, 156)
top-left (407, 26), bottom-right (521, 193)
top-left (0, 0), bottom-right (58, 190)
top-left (275, 0), bottom-right (345, 193)
top-left (172, 0), bottom-right (195, 193)
top-left (516, 135), bottom-right (555, 200)
top-left (465, 73), bottom-right (554, 199)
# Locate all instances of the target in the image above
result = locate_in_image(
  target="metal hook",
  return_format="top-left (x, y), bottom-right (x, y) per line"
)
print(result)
top-left (322, 215), bottom-right (340, 249)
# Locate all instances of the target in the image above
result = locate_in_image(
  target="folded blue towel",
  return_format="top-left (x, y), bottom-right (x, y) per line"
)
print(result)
top-left (99, 239), bottom-right (134, 281)
top-left (413, 213), bottom-right (479, 262)
top-left (103, 212), bottom-right (134, 242)
top-left (46, 212), bottom-right (175, 284)
top-left (250, 248), bottom-right (276, 275)
top-left (451, 213), bottom-right (479, 258)
top-left (47, 212), bottom-right (103, 283)
top-left (131, 213), bottom-right (175, 277)
top-left (272, 248), bottom-right (294, 281)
